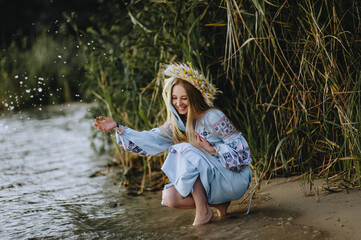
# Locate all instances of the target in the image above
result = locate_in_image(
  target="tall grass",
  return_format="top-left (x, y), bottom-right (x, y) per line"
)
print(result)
top-left (77, 0), bottom-right (360, 190)
top-left (223, 0), bottom-right (361, 187)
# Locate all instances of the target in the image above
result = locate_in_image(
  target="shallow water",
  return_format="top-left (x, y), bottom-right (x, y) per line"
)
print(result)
top-left (0, 104), bottom-right (330, 239)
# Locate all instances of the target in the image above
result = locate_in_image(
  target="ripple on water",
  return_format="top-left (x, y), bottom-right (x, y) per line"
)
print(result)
top-left (0, 104), bottom-right (117, 239)
top-left (0, 104), bottom-right (330, 240)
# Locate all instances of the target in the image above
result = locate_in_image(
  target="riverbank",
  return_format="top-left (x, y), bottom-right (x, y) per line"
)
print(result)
top-left (2, 103), bottom-right (360, 239)
top-left (239, 177), bottom-right (361, 240)
top-left (103, 175), bottom-right (359, 240)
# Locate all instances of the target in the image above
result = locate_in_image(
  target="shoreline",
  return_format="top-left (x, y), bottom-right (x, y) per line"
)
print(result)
top-left (238, 178), bottom-right (361, 240)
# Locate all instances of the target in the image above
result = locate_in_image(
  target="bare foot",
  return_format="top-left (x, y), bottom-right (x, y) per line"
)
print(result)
top-left (213, 201), bottom-right (230, 217)
top-left (192, 206), bottom-right (214, 226)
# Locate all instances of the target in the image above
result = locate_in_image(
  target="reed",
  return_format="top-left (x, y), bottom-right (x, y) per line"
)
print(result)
top-left (77, 0), bottom-right (360, 190)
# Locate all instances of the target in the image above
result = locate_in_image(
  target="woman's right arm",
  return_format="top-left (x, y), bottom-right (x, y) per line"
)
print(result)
top-left (94, 116), bottom-right (173, 156)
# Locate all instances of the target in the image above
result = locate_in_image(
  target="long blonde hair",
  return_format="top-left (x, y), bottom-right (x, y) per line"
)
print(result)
top-left (168, 78), bottom-right (211, 145)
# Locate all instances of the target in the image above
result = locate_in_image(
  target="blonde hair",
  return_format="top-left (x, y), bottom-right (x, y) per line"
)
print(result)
top-left (169, 78), bottom-right (211, 145)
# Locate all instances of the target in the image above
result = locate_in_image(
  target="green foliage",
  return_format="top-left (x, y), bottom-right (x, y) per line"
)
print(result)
top-left (75, 0), bottom-right (361, 188)
top-left (0, 30), bottom-right (86, 110)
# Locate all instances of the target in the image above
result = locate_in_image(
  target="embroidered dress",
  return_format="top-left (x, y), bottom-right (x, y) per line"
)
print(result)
top-left (116, 109), bottom-right (252, 205)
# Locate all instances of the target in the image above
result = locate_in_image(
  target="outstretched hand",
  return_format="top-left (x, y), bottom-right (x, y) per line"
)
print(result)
top-left (94, 116), bottom-right (118, 132)
top-left (195, 133), bottom-right (216, 155)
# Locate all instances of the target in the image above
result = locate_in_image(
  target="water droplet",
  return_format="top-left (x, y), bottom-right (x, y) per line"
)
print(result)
top-left (38, 88), bottom-right (43, 92)
top-left (58, 55), bottom-right (62, 59)
top-left (14, 75), bottom-right (19, 79)
top-left (25, 89), bottom-right (31, 93)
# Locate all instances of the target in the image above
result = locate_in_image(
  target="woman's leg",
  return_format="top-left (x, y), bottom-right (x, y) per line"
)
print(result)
top-left (162, 178), bottom-right (214, 225)
top-left (162, 186), bottom-right (195, 209)
top-left (191, 177), bottom-right (214, 225)
top-left (210, 202), bottom-right (231, 217)
top-left (162, 187), bottom-right (230, 216)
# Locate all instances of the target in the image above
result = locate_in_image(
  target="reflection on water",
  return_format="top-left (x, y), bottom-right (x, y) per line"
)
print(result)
top-left (0, 104), bottom-right (329, 239)
top-left (0, 103), bottom-right (117, 239)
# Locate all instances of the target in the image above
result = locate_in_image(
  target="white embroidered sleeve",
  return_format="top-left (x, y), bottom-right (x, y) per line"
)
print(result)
top-left (116, 122), bottom-right (173, 156)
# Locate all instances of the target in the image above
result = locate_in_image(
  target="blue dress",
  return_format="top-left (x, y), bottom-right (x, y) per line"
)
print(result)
top-left (116, 109), bottom-right (252, 205)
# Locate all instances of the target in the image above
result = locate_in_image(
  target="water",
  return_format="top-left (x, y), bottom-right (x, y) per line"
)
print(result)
top-left (0, 103), bottom-right (330, 239)
top-left (0, 103), bottom-right (118, 239)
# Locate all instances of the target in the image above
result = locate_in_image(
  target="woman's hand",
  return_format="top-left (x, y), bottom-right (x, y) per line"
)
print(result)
top-left (94, 116), bottom-right (118, 132)
top-left (195, 133), bottom-right (216, 155)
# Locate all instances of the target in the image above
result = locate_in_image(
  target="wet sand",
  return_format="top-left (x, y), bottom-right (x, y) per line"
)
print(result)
top-left (122, 177), bottom-right (360, 240)
top-left (246, 178), bottom-right (361, 240)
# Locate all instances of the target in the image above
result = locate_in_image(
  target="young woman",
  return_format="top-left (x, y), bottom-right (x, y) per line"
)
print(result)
top-left (94, 63), bottom-right (252, 226)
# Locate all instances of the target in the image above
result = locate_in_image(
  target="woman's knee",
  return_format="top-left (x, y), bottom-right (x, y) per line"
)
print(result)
top-left (162, 186), bottom-right (194, 208)
top-left (162, 187), bottom-right (180, 208)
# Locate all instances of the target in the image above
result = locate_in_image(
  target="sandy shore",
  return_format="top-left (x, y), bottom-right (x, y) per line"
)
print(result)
top-left (113, 176), bottom-right (360, 239)
top-left (240, 178), bottom-right (361, 240)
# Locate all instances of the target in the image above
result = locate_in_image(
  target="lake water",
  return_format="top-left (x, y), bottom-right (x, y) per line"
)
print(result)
top-left (0, 103), bottom-right (330, 239)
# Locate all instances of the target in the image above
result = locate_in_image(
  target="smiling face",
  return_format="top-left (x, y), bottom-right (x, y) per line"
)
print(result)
top-left (171, 84), bottom-right (189, 116)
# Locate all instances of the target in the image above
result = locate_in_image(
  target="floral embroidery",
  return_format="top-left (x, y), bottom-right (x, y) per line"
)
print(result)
top-left (217, 135), bottom-right (252, 172)
top-left (200, 128), bottom-right (210, 139)
top-left (212, 116), bottom-right (236, 139)
top-left (127, 141), bottom-right (147, 156)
